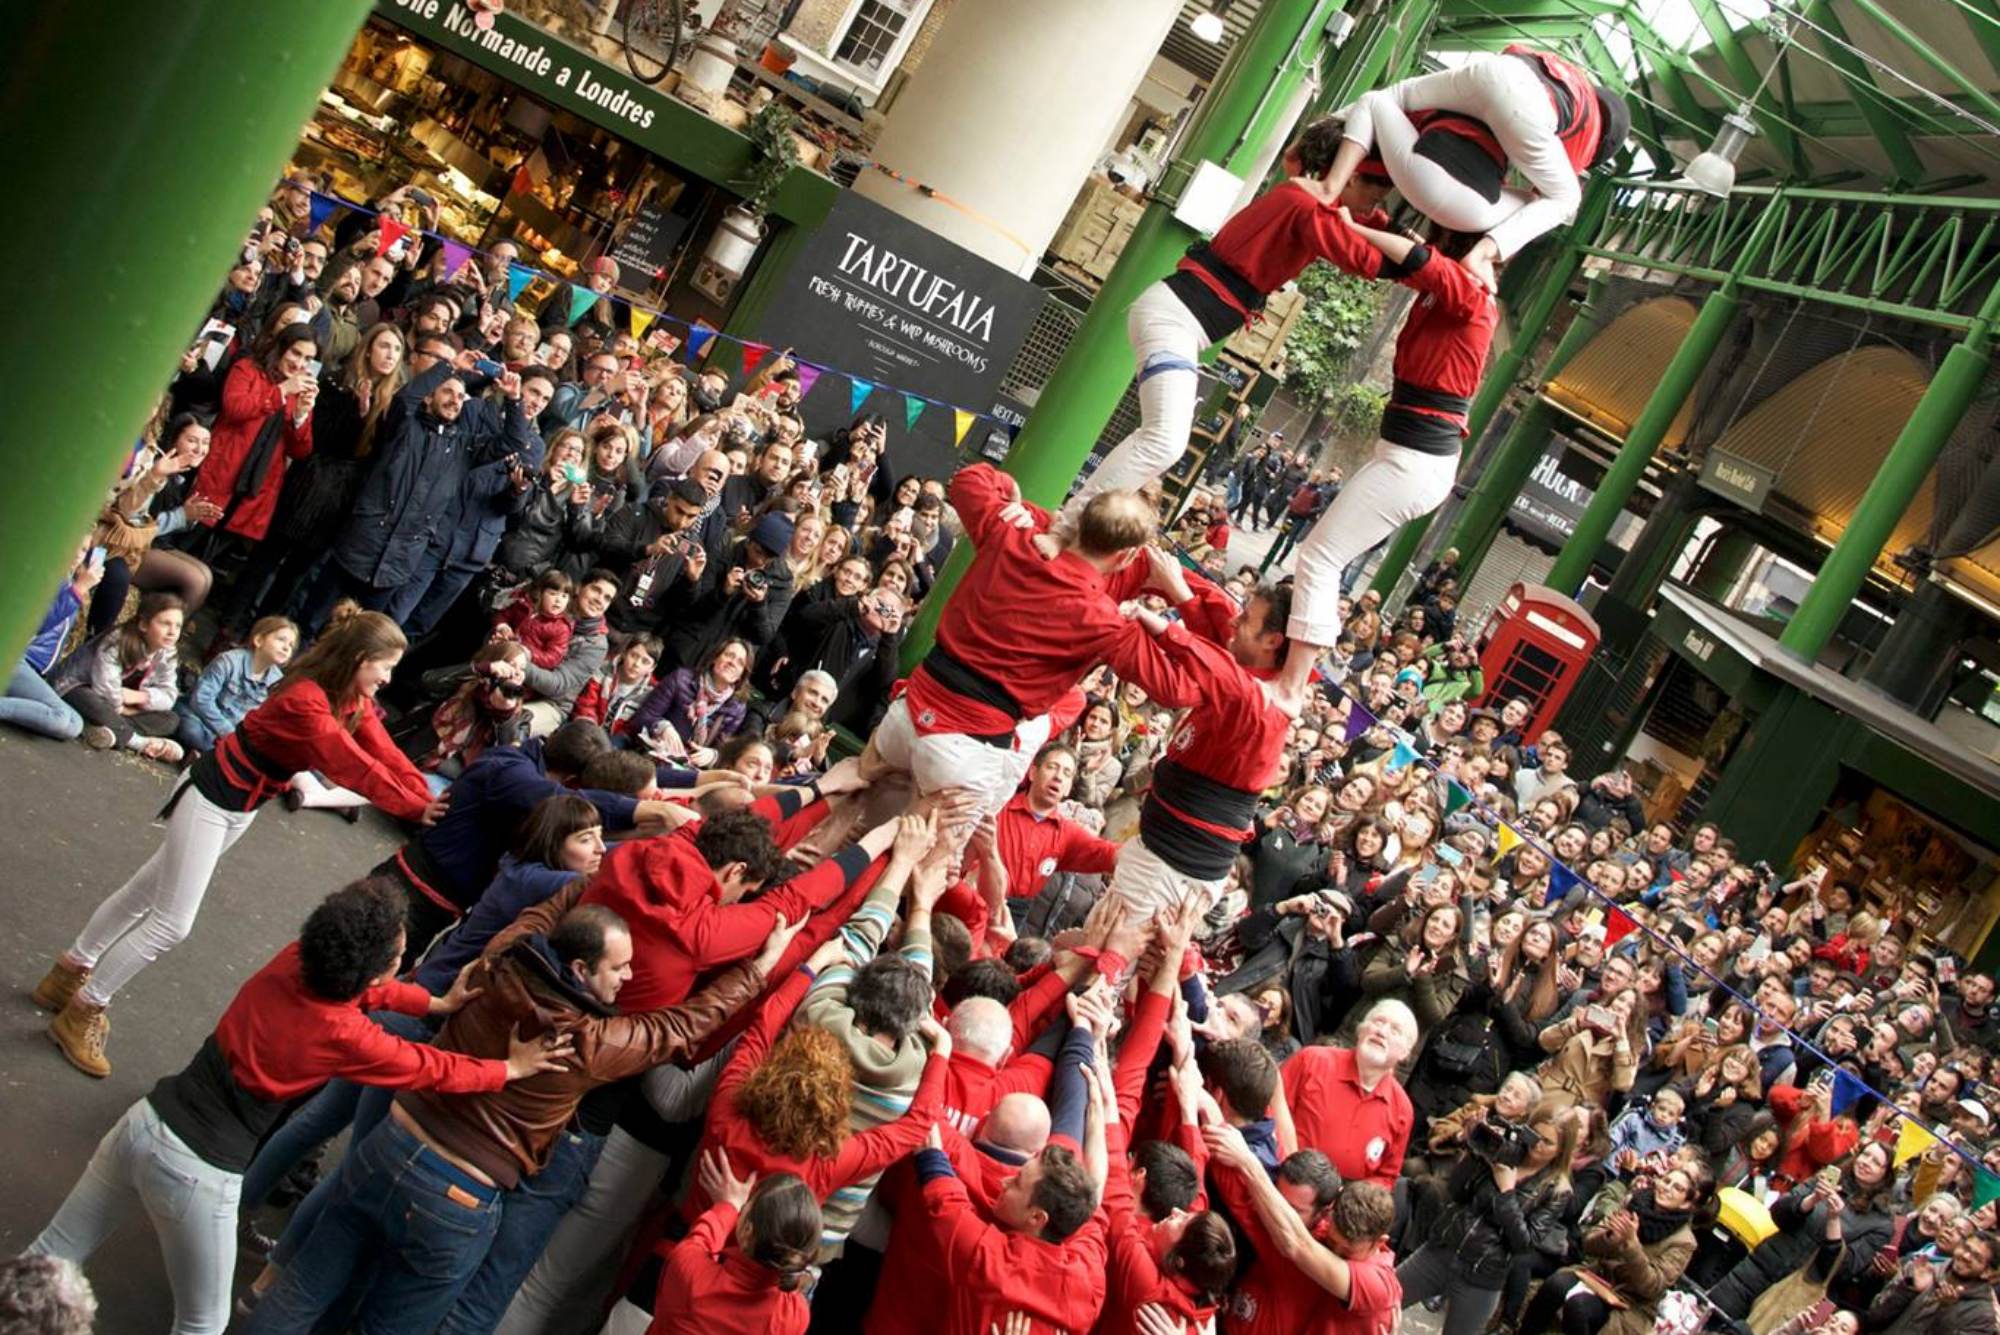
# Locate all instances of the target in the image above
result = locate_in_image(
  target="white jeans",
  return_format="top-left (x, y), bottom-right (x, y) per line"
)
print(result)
top-left (1065, 280), bottom-right (1210, 517)
top-left (1343, 53), bottom-right (1577, 259)
top-left (1289, 441), bottom-right (1460, 646)
top-left (30, 1100), bottom-right (242, 1335)
top-left (1104, 835), bottom-right (1228, 922)
top-left (871, 696), bottom-right (1052, 822)
top-left (494, 1127), bottom-right (669, 1335)
top-left (72, 784), bottom-right (258, 1007)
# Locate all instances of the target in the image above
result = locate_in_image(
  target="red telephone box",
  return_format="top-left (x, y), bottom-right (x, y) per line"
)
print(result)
top-left (1475, 583), bottom-right (1600, 742)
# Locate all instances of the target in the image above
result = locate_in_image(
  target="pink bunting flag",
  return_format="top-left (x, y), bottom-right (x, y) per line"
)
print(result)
top-left (440, 239), bottom-right (472, 279)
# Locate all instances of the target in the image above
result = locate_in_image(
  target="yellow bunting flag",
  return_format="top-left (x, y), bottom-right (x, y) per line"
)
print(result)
top-left (953, 409), bottom-right (977, 447)
top-left (1894, 1118), bottom-right (1939, 1167)
top-left (1496, 823), bottom-right (1523, 857)
top-left (630, 309), bottom-right (655, 339)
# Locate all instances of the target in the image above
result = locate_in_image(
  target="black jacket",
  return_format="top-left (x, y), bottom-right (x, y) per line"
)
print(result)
top-left (1431, 1153), bottom-right (1573, 1288)
top-left (773, 594), bottom-right (899, 735)
top-left (497, 482), bottom-right (601, 580)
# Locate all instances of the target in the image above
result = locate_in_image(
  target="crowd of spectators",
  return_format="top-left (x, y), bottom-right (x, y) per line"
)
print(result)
top-left (7, 174), bottom-right (1999, 1335)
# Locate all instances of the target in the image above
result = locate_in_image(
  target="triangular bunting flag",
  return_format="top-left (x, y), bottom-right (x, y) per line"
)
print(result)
top-left (440, 239), bottom-right (473, 280)
top-left (953, 409), bottom-right (977, 448)
top-left (740, 342), bottom-right (772, 376)
top-left (686, 325), bottom-right (716, 363)
top-left (1545, 862), bottom-right (1581, 908)
top-left (378, 214), bottom-right (412, 256)
top-left (1385, 741), bottom-right (1419, 773)
top-left (630, 309), bottom-right (656, 340)
top-left (511, 166), bottom-right (535, 196)
top-left (505, 263), bottom-right (535, 305)
top-left (306, 192), bottom-right (340, 235)
top-left (1496, 823), bottom-right (1523, 857)
top-left (794, 363), bottom-right (824, 399)
top-left (1975, 1170), bottom-right (2000, 1210)
top-left (904, 394), bottom-right (927, 432)
top-left (850, 378), bottom-right (876, 415)
top-left (1443, 783), bottom-right (1472, 818)
top-left (1893, 1118), bottom-right (1939, 1167)
top-left (566, 283), bottom-right (598, 327)
top-left (1342, 702), bottom-right (1374, 743)
top-left (1829, 1069), bottom-right (1867, 1116)
top-left (1604, 907), bottom-right (1638, 950)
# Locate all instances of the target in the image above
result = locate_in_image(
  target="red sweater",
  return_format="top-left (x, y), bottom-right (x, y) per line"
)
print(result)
top-left (649, 1200), bottom-right (808, 1335)
top-left (913, 1147), bottom-right (1110, 1334)
top-left (580, 817), bottom-right (881, 1012)
top-left (218, 679), bottom-right (434, 820)
top-left (1770, 1084), bottom-right (1859, 1181)
top-left (865, 1130), bottom-right (1016, 1335)
top-left (190, 358), bottom-right (313, 540)
top-left (1382, 247), bottom-right (1497, 452)
top-left (689, 968), bottom-right (948, 1217)
top-left (1281, 1046), bottom-right (1412, 1189)
top-left (904, 464), bottom-right (1160, 738)
top-left (1213, 1159), bottom-right (1403, 1335)
top-left (1177, 184), bottom-right (1393, 320)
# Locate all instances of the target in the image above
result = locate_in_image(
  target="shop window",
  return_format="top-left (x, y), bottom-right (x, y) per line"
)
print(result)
top-left (832, 0), bottom-right (926, 77)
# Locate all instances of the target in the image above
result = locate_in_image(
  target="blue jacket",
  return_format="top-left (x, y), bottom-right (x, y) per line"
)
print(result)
top-left (336, 363), bottom-right (531, 588)
top-left (413, 855), bottom-right (578, 994)
top-left (435, 426), bottom-right (545, 573)
top-left (22, 584), bottom-right (82, 675)
top-left (177, 647), bottom-right (282, 740)
top-left (411, 737), bottom-right (643, 905)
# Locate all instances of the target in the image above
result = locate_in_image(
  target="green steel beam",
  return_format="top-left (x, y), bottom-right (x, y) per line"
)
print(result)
top-left (1432, 21), bottom-right (1598, 44)
top-left (0, 0), bottom-right (374, 670)
top-left (1843, 0), bottom-right (2000, 126)
top-left (1623, 11), bottom-right (1724, 137)
top-left (1686, 0), bottom-right (1809, 177)
top-left (1953, 0), bottom-right (2000, 81)
top-left (1580, 26), bottom-right (1673, 169)
top-left (1437, 0), bottom-right (1625, 16)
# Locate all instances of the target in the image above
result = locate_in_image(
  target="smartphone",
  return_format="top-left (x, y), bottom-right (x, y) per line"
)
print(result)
top-left (408, 187), bottom-right (436, 210)
top-left (305, 358), bottom-right (323, 380)
top-left (1436, 844), bottom-right (1465, 868)
top-left (87, 545), bottom-right (107, 572)
top-left (472, 358), bottom-right (504, 377)
top-left (535, 342), bottom-right (556, 366)
top-left (564, 464), bottom-right (589, 487)
top-left (1701, 1016), bottom-right (1720, 1037)
top-left (1938, 956), bottom-right (1959, 986)
top-left (387, 235), bottom-right (410, 263)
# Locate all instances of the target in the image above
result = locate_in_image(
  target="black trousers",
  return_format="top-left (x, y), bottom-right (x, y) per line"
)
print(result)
top-left (1519, 1267), bottom-right (1614, 1335)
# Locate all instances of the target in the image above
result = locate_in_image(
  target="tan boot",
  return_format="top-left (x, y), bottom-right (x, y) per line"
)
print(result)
top-left (30, 957), bottom-right (90, 1013)
top-left (48, 998), bottom-right (111, 1078)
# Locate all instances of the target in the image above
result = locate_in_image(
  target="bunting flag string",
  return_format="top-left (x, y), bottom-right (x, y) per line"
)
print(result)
top-left (289, 186), bottom-right (1019, 451)
top-left (1325, 675), bottom-right (2000, 1189)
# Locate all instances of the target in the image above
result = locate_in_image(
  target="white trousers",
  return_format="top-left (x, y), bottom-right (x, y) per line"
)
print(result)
top-left (1343, 54), bottom-right (1577, 260)
top-left (1064, 281), bottom-right (1210, 518)
top-left (1347, 88), bottom-right (1532, 239)
top-left (72, 784), bottom-right (258, 1008)
top-left (30, 1100), bottom-right (242, 1335)
top-left (1288, 440), bottom-right (1460, 646)
top-left (871, 696), bottom-right (1052, 822)
top-left (1104, 835), bottom-right (1229, 923)
top-left (494, 1126), bottom-right (668, 1335)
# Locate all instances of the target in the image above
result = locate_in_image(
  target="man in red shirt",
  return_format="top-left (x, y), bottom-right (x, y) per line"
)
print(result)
top-left (865, 462), bottom-right (1158, 820)
top-left (1281, 1000), bottom-right (1418, 1188)
top-left (1205, 1123), bottom-right (1402, 1335)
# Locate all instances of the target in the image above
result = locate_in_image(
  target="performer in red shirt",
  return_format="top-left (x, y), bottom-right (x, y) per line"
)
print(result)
top-left (650, 1153), bottom-right (818, 1335)
top-left (1277, 213), bottom-right (1499, 699)
top-left (866, 461), bottom-right (1159, 819)
top-left (1281, 1000), bottom-right (1419, 1189)
top-left (1205, 1123), bottom-right (1403, 1335)
top-left (1108, 552), bottom-right (1295, 919)
top-left (36, 612), bottom-right (444, 1078)
top-left (1062, 120), bottom-right (1393, 518)
top-left (1322, 49), bottom-right (1629, 289)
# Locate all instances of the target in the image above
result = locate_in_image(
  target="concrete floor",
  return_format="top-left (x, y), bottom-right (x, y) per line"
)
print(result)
top-left (0, 729), bottom-right (404, 1331)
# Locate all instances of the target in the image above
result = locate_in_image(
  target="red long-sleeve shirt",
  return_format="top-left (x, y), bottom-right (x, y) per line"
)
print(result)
top-left (914, 1149), bottom-right (1110, 1334)
top-left (904, 464), bottom-right (1160, 738)
top-left (689, 968), bottom-right (948, 1217)
top-left (1212, 1159), bottom-right (1402, 1335)
top-left (1382, 247), bottom-right (1498, 452)
top-left (649, 1200), bottom-right (808, 1335)
top-left (1176, 184), bottom-right (1393, 320)
top-left (1770, 1084), bottom-right (1859, 1181)
top-left (221, 680), bottom-right (434, 821)
top-left (1281, 1046), bottom-right (1411, 1190)
top-left (1136, 574), bottom-right (1290, 798)
top-left (865, 1129), bottom-right (1016, 1335)
top-left (994, 792), bottom-right (1119, 901)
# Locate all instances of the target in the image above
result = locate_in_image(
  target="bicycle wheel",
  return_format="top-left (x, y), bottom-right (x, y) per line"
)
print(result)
top-left (621, 0), bottom-right (683, 85)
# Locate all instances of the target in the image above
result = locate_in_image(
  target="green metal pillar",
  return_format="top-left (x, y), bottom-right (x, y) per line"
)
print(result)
top-left (1603, 470), bottom-right (1703, 607)
top-left (1777, 287), bottom-right (2000, 661)
top-left (1446, 271), bottom-right (1613, 581)
top-left (1543, 200), bottom-right (1787, 596)
top-left (1367, 175), bottom-right (1616, 597)
top-left (905, 0), bottom-right (1393, 668)
top-left (0, 0), bottom-right (372, 667)
top-left (1688, 526), bottom-right (1759, 601)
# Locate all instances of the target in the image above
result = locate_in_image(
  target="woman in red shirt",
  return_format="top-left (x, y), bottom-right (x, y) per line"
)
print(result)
top-left (35, 611), bottom-right (440, 1078)
top-left (651, 1150), bottom-right (819, 1334)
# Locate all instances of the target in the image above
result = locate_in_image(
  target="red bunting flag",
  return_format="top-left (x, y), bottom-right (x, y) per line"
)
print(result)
top-left (378, 215), bottom-right (412, 256)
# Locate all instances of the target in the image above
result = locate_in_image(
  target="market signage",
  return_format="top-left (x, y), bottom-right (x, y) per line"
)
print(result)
top-left (1697, 448), bottom-right (1776, 513)
top-left (384, 0), bottom-right (661, 129)
top-left (1510, 442), bottom-right (1599, 543)
top-left (754, 192), bottom-right (1046, 479)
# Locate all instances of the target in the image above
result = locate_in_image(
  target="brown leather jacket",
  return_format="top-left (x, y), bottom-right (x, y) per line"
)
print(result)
top-left (398, 935), bottom-right (764, 1188)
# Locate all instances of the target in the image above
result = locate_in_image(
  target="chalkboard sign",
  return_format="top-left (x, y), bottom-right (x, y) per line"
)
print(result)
top-left (610, 203), bottom-right (687, 286)
top-left (753, 193), bottom-right (1046, 484)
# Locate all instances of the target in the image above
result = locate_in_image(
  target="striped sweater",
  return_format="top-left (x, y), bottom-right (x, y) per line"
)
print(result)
top-left (795, 874), bottom-right (934, 1257)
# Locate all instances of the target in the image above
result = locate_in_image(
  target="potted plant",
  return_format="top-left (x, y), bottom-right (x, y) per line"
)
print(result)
top-left (701, 101), bottom-right (801, 285)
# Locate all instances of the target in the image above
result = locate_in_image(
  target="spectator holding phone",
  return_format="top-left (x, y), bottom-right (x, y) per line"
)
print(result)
top-left (0, 545), bottom-right (102, 742)
top-left (186, 323), bottom-right (319, 569)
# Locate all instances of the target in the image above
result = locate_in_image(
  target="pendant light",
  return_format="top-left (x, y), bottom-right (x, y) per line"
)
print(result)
top-left (1191, 1), bottom-right (1229, 44)
top-left (1679, 15), bottom-right (1793, 197)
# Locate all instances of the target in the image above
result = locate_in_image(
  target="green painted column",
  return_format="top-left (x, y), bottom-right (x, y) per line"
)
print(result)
top-left (1542, 197), bottom-right (1789, 595)
top-left (0, 0), bottom-right (372, 667)
top-left (1603, 469), bottom-right (1702, 607)
top-left (1446, 271), bottom-right (1613, 581)
top-left (1688, 526), bottom-right (1758, 601)
top-left (904, 0), bottom-right (1383, 669)
top-left (1777, 292), bottom-right (1999, 661)
top-left (1367, 175), bottom-right (1617, 597)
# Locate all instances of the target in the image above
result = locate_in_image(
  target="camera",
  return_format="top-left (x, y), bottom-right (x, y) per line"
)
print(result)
top-left (1465, 1113), bottom-right (1538, 1167)
top-left (744, 569), bottom-right (768, 592)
